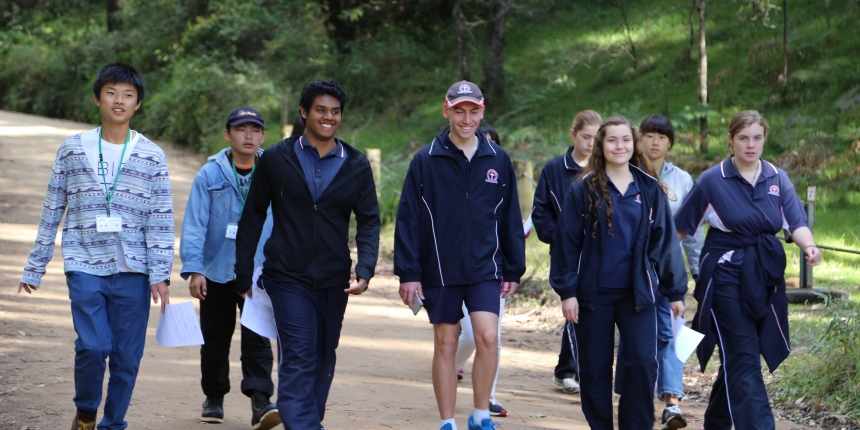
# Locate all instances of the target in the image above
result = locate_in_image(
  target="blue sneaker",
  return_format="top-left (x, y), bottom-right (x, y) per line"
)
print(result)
top-left (440, 424), bottom-right (455, 430)
top-left (467, 414), bottom-right (496, 430)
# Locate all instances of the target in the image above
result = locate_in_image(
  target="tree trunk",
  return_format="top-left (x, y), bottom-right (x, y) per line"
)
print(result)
top-left (454, 0), bottom-right (470, 81)
top-left (482, 0), bottom-right (509, 106)
top-left (688, 0), bottom-right (696, 55)
top-left (107, 0), bottom-right (122, 32)
top-left (781, 0), bottom-right (788, 102)
top-left (697, 0), bottom-right (708, 154)
top-left (618, 0), bottom-right (637, 69)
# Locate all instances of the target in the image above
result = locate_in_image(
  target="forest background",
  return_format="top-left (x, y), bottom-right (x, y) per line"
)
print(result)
top-left (2, 0), bottom-right (860, 422)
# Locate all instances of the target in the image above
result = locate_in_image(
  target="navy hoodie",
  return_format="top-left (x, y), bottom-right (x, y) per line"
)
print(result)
top-left (394, 132), bottom-right (526, 288)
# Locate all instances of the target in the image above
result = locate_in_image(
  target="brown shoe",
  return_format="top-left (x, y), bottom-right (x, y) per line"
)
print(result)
top-left (71, 411), bottom-right (96, 430)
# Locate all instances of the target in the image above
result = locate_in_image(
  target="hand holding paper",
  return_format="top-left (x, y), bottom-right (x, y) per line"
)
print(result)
top-left (240, 266), bottom-right (278, 339)
top-left (672, 316), bottom-right (705, 363)
top-left (155, 301), bottom-right (204, 347)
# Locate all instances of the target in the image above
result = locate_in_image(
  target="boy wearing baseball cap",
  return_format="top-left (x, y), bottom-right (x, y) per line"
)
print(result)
top-left (180, 106), bottom-right (279, 429)
top-left (395, 81), bottom-right (526, 430)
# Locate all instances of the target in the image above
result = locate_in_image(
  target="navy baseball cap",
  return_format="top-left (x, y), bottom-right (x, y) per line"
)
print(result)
top-left (226, 106), bottom-right (265, 129)
top-left (445, 81), bottom-right (485, 107)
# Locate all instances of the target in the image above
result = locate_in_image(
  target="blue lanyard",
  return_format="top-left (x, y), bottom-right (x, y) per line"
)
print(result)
top-left (97, 127), bottom-right (131, 216)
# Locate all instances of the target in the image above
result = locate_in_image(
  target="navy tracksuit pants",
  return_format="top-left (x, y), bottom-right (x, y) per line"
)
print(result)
top-left (704, 278), bottom-right (775, 430)
top-left (554, 321), bottom-right (580, 381)
top-left (575, 289), bottom-right (657, 430)
top-left (264, 279), bottom-right (349, 430)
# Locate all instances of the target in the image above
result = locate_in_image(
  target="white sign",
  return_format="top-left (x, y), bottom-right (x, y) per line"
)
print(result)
top-left (807, 186), bottom-right (816, 202)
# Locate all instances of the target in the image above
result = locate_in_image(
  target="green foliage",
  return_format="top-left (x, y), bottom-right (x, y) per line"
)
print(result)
top-left (140, 59), bottom-right (280, 152)
top-left (775, 301), bottom-right (860, 419)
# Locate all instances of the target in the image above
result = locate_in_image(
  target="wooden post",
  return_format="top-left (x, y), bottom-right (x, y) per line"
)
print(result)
top-left (514, 160), bottom-right (534, 219)
top-left (366, 148), bottom-right (382, 197)
top-left (800, 186), bottom-right (816, 289)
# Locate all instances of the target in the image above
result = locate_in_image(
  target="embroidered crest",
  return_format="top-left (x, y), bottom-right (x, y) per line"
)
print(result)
top-left (458, 84), bottom-right (473, 94)
top-left (634, 194), bottom-right (642, 204)
top-left (237, 110), bottom-right (257, 117)
top-left (485, 168), bottom-right (499, 184)
top-left (768, 185), bottom-right (780, 196)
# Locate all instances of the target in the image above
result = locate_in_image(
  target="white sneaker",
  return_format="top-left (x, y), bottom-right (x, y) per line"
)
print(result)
top-left (552, 376), bottom-right (580, 393)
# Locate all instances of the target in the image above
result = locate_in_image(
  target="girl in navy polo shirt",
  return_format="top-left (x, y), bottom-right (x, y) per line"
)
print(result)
top-left (674, 110), bottom-right (821, 430)
top-left (551, 116), bottom-right (688, 429)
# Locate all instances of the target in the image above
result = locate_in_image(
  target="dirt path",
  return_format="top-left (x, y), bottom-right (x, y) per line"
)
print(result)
top-left (0, 110), bottom-right (806, 430)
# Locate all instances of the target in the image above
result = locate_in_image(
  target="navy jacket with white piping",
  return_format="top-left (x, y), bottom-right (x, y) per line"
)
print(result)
top-left (394, 132), bottom-right (526, 288)
top-left (533, 146), bottom-right (583, 246)
top-left (550, 165), bottom-right (688, 310)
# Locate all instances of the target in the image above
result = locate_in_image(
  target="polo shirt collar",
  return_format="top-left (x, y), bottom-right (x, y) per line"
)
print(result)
top-left (299, 135), bottom-right (345, 158)
top-left (607, 175), bottom-right (640, 197)
top-left (721, 155), bottom-right (776, 181)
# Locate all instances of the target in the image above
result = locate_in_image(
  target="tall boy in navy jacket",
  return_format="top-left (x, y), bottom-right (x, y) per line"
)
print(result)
top-left (395, 81), bottom-right (526, 430)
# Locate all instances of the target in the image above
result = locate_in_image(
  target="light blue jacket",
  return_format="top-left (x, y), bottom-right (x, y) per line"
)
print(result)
top-left (180, 148), bottom-right (272, 283)
top-left (661, 160), bottom-right (704, 275)
top-left (22, 130), bottom-right (174, 286)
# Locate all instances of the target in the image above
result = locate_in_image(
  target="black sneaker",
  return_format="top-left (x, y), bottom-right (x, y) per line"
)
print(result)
top-left (200, 397), bottom-right (224, 423)
top-left (251, 393), bottom-right (281, 430)
top-left (661, 404), bottom-right (687, 429)
top-left (489, 397), bottom-right (507, 417)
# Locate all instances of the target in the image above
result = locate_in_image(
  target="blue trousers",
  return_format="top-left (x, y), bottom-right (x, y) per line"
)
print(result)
top-left (264, 279), bottom-right (349, 430)
top-left (576, 289), bottom-right (657, 430)
top-left (614, 293), bottom-right (684, 398)
top-left (704, 279), bottom-right (775, 430)
top-left (554, 321), bottom-right (580, 381)
top-left (66, 271), bottom-right (150, 430)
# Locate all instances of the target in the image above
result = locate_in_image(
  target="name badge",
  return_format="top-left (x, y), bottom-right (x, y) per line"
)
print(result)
top-left (96, 215), bottom-right (122, 233)
top-left (226, 223), bottom-right (238, 239)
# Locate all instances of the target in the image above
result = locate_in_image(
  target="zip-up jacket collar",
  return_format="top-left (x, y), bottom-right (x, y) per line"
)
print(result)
top-left (394, 132), bottom-right (526, 287)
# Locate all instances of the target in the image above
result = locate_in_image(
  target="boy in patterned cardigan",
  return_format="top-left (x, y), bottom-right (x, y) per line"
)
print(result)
top-left (18, 62), bottom-right (173, 430)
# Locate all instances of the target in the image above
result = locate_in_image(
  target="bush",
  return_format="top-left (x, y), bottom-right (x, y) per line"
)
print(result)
top-left (775, 301), bottom-right (860, 419)
top-left (139, 58), bottom-right (280, 153)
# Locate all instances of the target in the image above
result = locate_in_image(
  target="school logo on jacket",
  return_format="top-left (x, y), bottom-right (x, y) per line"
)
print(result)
top-left (486, 169), bottom-right (498, 184)
top-left (768, 185), bottom-right (780, 196)
top-left (634, 194), bottom-right (642, 204)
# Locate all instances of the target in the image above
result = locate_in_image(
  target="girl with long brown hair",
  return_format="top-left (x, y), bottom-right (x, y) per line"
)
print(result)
top-left (550, 115), bottom-right (688, 429)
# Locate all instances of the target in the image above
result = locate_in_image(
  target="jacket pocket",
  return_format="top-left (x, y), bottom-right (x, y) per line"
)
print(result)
top-left (207, 182), bottom-right (232, 218)
top-left (646, 261), bottom-right (658, 304)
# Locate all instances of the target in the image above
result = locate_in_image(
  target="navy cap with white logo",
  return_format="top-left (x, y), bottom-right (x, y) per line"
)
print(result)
top-left (445, 81), bottom-right (485, 107)
top-left (226, 106), bottom-right (266, 129)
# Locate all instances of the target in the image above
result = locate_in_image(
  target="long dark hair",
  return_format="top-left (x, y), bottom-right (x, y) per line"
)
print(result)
top-left (578, 116), bottom-right (658, 236)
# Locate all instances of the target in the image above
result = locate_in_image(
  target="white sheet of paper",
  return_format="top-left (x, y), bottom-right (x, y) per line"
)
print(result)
top-left (673, 316), bottom-right (705, 363)
top-left (672, 316), bottom-right (684, 337)
top-left (523, 214), bottom-right (534, 235)
top-left (240, 267), bottom-right (278, 339)
top-left (155, 301), bottom-right (204, 347)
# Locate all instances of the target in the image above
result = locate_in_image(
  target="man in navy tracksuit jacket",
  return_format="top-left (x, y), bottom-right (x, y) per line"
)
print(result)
top-left (395, 81), bottom-right (526, 430)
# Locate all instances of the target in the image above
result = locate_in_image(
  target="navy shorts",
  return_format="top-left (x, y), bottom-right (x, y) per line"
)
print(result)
top-left (423, 280), bottom-right (502, 325)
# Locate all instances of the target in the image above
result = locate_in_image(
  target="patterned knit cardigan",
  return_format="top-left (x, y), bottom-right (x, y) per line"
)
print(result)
top-left (22, 130), bottom-right (174, 286)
